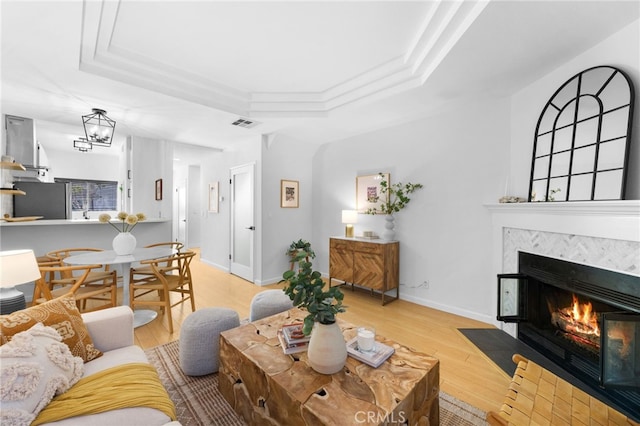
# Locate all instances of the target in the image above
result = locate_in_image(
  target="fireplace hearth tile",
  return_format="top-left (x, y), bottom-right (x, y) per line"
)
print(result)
top-left (458, 328), bottom-right (552, 376)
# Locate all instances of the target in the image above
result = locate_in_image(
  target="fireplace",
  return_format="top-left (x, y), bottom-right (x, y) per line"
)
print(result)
top-left (498, 252), bottom-right (640, 417)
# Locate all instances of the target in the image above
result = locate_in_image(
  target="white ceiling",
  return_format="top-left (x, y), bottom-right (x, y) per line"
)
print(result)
top-left (1, 0), bottom-right (638, 154)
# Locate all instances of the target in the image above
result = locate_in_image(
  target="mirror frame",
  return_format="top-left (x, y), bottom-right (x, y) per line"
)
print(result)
top-left (528, 65), bottom-right (635, 202)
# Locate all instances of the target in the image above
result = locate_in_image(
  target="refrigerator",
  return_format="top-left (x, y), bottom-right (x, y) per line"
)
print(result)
top-left (13, 182), bottom-right (72, 219)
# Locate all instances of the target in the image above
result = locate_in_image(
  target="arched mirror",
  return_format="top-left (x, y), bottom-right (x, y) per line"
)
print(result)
top-left (528, 65), bottom-right (635, 202)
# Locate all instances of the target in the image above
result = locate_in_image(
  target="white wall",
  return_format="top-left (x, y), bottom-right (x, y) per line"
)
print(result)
top-left (130, 136), bottom-right (173, 221)
top-left (45, 147), bottom-right (121, 182)
top-left (310, 98), bottom-right (510, 323)
top-left (260, 134), bottom-right (318, 284)
top-left (198, 135), bottom-right (262, 272)
top-left (510, 19), bottom-right (640, 200)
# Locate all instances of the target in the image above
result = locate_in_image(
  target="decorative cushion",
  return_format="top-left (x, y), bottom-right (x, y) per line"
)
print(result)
top-left (1, 296), bottom-right (102, 362)
top-left (0, 323), bottom-right (84, 426)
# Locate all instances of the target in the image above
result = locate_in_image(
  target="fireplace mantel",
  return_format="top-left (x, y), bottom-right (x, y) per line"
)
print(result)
top-left (485, 200), bottom-right (640, 217)
top-left (485, 200), bottom-right (640, 330)
top-left (485, 200), bottom-right (640, 242)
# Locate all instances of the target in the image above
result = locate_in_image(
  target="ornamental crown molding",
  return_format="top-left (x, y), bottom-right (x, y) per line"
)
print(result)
top-left (79, 0), bottom-right (489, 118)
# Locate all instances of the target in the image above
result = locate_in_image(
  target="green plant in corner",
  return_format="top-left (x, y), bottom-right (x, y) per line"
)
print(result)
top-left (286, 239), bottom-right (316, 260)
top-left (280, 249), bottom-right (345, 336)
top-left (365, 173), bottom-right (423, 215)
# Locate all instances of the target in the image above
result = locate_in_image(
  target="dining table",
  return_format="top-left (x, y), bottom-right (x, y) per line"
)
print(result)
top-left (64, 246), bottom-right (174, 328)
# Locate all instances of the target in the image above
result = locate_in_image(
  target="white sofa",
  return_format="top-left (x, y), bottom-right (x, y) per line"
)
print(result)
top-left (44, 306), bottom-right (178, 426)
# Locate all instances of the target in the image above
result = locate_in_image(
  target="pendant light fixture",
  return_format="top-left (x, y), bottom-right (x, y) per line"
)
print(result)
top-left (82, 108), bottom-right (116, 146)
top-left (73, 137), bottom-right (92, 152)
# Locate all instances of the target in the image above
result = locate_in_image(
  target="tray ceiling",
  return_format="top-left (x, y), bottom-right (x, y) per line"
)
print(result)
top-left (1, 1), bottom-right (638, 152)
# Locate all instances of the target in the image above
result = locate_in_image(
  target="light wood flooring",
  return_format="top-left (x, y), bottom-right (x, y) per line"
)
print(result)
top-left (132, 249), bottom-right (511, 414)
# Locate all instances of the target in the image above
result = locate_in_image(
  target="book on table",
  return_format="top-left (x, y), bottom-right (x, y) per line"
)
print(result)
top-left (277, 330), bottom-right (308, 354)
top-left (281, 323), bottom-right (311, 345)
top-left (346, 337), bottom-right (394, 368)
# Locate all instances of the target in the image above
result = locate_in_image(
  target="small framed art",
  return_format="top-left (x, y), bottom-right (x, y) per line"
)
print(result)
top-left (356, 173), bottom-right (389, 212)
top-left (280, 179), bottom-right (299, 208)
top-left (155, 179), bottom-right (163, 201)
top-left (209, 182), bottom-right (219, 213)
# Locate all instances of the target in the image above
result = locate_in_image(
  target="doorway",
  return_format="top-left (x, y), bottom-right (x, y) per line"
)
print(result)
top-left (229, 163), bottom-right (255, 282)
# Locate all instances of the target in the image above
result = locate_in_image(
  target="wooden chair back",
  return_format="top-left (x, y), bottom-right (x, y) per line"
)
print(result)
top-left (145, 242), bottom-right (184, 252)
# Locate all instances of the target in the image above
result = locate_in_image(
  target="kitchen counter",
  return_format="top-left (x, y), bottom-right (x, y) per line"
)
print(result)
top-left (0, 218), bottom-right (172, 257)
top-left (0, 218), bottom-right (170, 226)
top-left (1, 217), bottom-right (174, 303)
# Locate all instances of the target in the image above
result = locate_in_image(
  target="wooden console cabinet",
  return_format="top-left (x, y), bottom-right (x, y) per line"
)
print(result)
top-left (329, 237), bottom-right (399, 305)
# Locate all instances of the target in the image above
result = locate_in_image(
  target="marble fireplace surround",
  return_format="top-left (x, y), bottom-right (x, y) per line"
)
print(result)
top-left (486, 200), bottom-right (640, 336)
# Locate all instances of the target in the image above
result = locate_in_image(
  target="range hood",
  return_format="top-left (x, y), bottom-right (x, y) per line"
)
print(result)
top-left (5, 114), bottom-right (37, 168)
top-left (4, 114), bottom-right (48, 181)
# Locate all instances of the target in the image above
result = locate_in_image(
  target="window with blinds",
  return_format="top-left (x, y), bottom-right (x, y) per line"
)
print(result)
top-left (54, 178), bottom-right (118, 211)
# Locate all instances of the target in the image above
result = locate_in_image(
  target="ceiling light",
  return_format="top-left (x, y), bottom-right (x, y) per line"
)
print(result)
top-left (73, 137), bottom-right (92, 152)
top-left (82, 108), bottom-right (116, 146)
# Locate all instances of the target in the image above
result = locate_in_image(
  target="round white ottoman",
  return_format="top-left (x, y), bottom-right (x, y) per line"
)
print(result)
top-left (179, 307), bottom-right (240, 376)
top-left (249, 289), bottom-right (294, 322)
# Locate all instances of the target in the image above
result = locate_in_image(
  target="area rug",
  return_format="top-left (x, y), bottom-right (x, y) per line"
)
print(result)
top-left (145, 340), bottom-right (488, 425)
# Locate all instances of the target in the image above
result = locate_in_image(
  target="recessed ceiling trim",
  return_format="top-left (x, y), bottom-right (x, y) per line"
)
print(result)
top-left (417, 0), bottom-right (490, 83)
top-left (79, 0), bottom-right (487, 117)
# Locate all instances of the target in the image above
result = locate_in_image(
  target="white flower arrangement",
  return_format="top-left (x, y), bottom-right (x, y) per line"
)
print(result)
top-left (99, 211), bottom-right (146, 233)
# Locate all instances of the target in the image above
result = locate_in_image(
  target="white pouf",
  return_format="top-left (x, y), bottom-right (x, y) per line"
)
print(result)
top-left (179, 307), bottom-right (240, 376)
top-left (249, 289), bottom-right (294, 322)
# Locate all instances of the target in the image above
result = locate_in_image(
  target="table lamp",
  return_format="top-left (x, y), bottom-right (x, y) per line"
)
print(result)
top-left (0, 249), bottom-right (41, 314)
top-left (341, 210), bottom-right (358, 238)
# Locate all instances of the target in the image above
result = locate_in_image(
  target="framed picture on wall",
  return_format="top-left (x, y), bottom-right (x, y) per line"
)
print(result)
top-left (155, 179), bottom-right (163, 201)
top-left (356, 173), bottom-right (389, 213)
top-left (280, 179), bottom-right (299, 208)
top-left (209, 182), bottom-right (219, 213)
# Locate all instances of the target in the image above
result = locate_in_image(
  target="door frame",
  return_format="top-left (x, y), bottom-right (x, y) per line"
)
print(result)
top-left (229, 162), bottom-right (255, 282)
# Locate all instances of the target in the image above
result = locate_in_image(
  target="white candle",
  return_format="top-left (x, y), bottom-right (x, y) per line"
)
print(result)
top-left (357, 327), bottom-right (375, 352)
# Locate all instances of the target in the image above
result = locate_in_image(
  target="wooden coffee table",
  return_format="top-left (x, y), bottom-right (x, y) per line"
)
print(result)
top-left (219, 308), bottom-right (440, 425)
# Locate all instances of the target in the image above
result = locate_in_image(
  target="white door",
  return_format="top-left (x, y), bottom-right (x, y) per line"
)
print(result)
top-left (177, 185), bottom-right (187, 246)
top-left (229, 163), bottom-right (254, 282)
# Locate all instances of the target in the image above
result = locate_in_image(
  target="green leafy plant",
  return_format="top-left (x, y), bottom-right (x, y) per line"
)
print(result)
top-left (365, 173), bottom-right (424, 215)
top-left (281, 249), bottom-right (345, 335)
top-left (286, 239), bottom-right (316, 259)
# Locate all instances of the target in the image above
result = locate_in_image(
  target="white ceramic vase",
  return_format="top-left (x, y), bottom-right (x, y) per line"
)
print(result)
top-left (113, 232), bottom-right (136, 255)
top-left (307, 321), bottom-right (347, 375)
top-left (381, 214), bottom-right (395, 241)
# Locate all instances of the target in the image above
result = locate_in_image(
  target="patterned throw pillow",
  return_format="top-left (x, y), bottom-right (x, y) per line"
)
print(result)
top-left (0, 323), bottom-right (84, 426)
top-left (0, 296), bottom-right (102, 362)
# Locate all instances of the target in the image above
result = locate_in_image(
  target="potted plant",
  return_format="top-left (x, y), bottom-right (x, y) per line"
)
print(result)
top-left (281, 250), bottom-right (347, 374)
top-left (365, 173), bottom-right (423, 240)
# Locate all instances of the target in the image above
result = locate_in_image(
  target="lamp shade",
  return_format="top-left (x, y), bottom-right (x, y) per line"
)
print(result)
top-left (0, 249), bottom-right (40, 287)
top-left (341, 210), bottom-right (358, 224)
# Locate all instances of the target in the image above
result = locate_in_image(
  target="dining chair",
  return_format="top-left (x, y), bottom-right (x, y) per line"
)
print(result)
top-left (132, 241), bottom-right (184, 279)
top-left (35, 255), bottom-right (62, 285)
top-left (46, 248), bottom-right (119, 309)
top-left (32, 263), bottom-right (117, 312)
top-left (129, 250), bottom-right (196, 333)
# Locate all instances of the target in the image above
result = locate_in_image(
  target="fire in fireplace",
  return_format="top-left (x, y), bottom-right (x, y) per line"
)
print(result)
top-left (497, 252), bottom-right (640, 419)
top-left (549, 292), bottom-right (600, 354)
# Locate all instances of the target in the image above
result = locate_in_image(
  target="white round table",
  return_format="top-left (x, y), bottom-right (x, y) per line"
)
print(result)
top-left (64, 247), bottom-right (174, 328)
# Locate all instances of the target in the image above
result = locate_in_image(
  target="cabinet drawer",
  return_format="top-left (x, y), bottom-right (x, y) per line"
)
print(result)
top-left (353, 241), bottom-right (384, 255)
top-left (330, 239), bottom-right (353, 251)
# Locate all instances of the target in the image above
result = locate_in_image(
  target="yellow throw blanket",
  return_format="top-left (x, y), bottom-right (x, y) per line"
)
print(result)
top-left (32, 363), bottom-right (176, 425)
